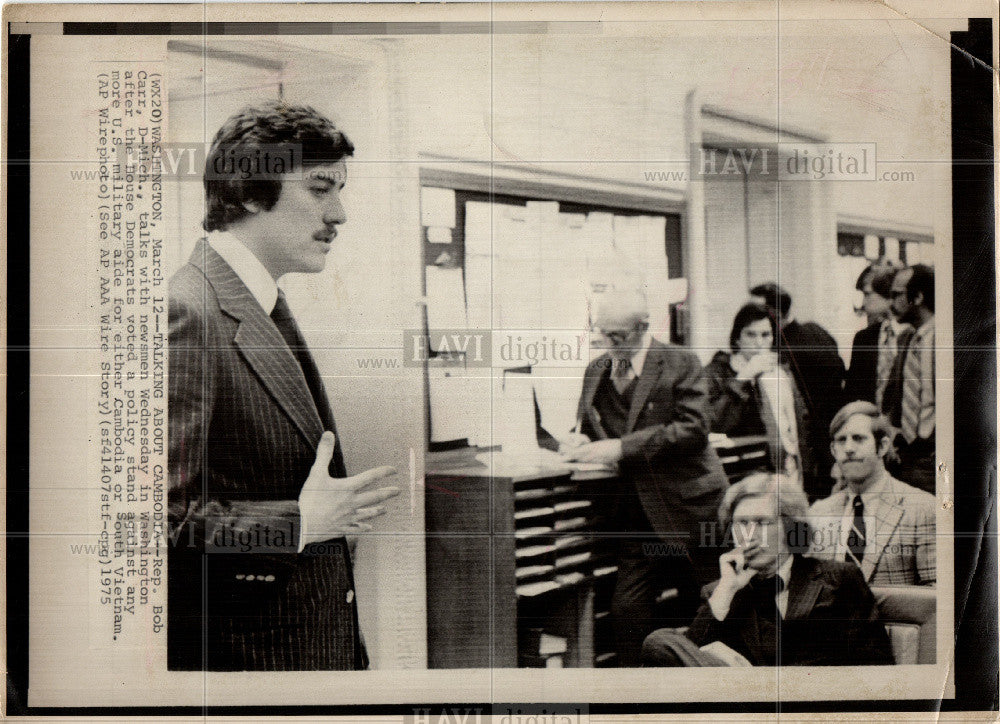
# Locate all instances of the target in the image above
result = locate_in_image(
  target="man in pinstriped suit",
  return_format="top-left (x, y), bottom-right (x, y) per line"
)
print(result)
top-left (808, 401), bottom-right (936, 586)
top-left (168, 101), bottom-right (400, 670)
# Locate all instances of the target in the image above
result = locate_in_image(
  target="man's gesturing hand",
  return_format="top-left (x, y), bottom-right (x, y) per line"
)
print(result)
top-left (298, 431), bottom-right (401, 549)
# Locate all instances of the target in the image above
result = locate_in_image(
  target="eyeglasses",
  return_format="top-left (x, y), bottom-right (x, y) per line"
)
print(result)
top-left (590, 328), bottom-right (632, 343)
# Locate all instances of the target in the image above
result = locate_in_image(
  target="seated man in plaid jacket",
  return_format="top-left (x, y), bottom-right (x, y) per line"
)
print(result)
top-left (808, 401), bottom-right (936, 586)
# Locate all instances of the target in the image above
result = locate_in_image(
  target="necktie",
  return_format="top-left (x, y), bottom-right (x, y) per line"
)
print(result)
top-left (270, 290), bottom-right (345, 477)
top-left (612, 356), bottom-right (633, 394)
top-left (900, 328), bottom-right (930, 444)
top-left (846, 495), bottom-right (866, 566)
top-left (752, 574), bottom-right (786, 619)
top-left (875, 323), bottom-right (896, 408)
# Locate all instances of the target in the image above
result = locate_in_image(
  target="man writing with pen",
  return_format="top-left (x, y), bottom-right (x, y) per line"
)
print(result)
top-left (558, 289), bottom-right (728, 667)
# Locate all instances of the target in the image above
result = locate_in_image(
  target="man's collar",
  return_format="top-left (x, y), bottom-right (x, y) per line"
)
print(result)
top-left (209, 230), bottom-right (278, 314)
top-left (883, 317), bottom-right (911, 334)
top-left (775, 553), bottom-right (794, 587)
top-left (629, 332), bottom-right (653, 376)
top-left (755, 554), bottom-right (794, 587)
top-left (914, 316), bottom-right (935, 338)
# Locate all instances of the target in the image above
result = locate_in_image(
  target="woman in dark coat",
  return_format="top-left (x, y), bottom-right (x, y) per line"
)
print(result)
top-left (703, 303), bottom-right (811, 480)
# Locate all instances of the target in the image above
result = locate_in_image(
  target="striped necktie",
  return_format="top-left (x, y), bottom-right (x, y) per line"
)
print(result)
top-left (875, 322), bottom-right (896, 408)
top-left (900, 327), bottom-right (930, 444)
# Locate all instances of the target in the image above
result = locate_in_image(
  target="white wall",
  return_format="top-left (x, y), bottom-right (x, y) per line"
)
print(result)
top-left (386, 23), bottom-right (950, 363)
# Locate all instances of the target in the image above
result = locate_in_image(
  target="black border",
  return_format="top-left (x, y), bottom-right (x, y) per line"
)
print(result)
top-left (7, 30), bottom-right (32, 717)
top-left (949, 16), bottom-right (998, 712)
top-left (5, 17), bottom-right (997, 716)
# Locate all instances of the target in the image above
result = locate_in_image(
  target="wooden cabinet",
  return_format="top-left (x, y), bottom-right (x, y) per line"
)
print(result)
top-left (424, 436), bottom-right (769, 668)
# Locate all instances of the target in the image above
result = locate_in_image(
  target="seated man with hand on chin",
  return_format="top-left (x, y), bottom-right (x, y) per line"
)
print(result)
top-left (642, 472), bottom-right (893, 667)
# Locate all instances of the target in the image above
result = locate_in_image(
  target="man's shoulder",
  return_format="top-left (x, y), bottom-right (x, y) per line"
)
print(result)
top-left (796, 320), bottom-right (838, 345)
top-left (809, 491), bottom-right (845, 516)
top-left (170, 258), bottom-right (205, 288)
top-left (885, 476), bottom-right (937, 513)
top-left (170, 261), bottom-right (219, 310)
top-left (705, 350), bottom-right (732, 371)
top-left (647, 339), bottom-right (700, 367)
top-left (853, 323), bottom-right (881, 345)
top-left (798, 555), bottom-right (861, 586)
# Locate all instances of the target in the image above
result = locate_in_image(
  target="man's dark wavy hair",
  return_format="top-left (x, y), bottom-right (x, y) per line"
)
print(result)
top-left (202, 101), bottom-right (354, 232)
top-left (906, 264), bottom-right (935, 313)
top-left (856, 259), bottom-right (900, 298)
top-left (749, 282), bottom-right (792, 319)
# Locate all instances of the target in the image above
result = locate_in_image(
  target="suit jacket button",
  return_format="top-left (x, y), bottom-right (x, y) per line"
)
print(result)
top-left (235, 574), bottom-right (245, 580)
top-left (264, 575), bottom-right (275, 582)
top-left (346, 590), bottom-right (355, 604)
top-left (245, 575), bottom-right (255, 581)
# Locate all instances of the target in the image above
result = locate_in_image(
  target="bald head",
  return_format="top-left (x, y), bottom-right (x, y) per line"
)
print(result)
top-left (592, 290), bottom-right (649, 333)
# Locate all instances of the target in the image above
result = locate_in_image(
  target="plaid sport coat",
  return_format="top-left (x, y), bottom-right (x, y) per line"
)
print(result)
top-left (808, 475), bottom-right (936, 586)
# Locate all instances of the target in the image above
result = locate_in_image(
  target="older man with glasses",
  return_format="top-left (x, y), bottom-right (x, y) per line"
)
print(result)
top-left (560, 289), bottom-right (728, 666)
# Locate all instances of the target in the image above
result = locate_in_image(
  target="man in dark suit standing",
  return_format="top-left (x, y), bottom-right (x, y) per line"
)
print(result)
top-left (845, 261), bottom-right (900, 406)
top-left (750, 283), bottom-right (845, 500)
top-left (168, 101), bottom-right (400, 670)
top-left (560, 290), bottom-right (728, 666)
top-left (642, 473), bottom-right (893, 667)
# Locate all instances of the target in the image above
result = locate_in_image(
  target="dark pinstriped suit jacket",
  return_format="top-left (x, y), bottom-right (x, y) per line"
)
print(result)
top-left (167, 240), bottom-right (366, 671)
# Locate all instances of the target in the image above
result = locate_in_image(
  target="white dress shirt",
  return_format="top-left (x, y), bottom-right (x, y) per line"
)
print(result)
top-left (774, 553), bottom-right (794, 618)
top-left (837, 472), bottom-right (891, 564)
top-left (209, 231), bottom-right (278, 314)
top-left (612, 331), bottom-right (653, 385)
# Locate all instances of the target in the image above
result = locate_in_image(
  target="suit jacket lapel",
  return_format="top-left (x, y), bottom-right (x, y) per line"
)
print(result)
top-left (191, 240), bottom-right (324, 450)
top-left (745, 597), bottom-right (767, 660)
top-left (861, 486), bottom-right (906, 580)
top-left (884, 326), bottom-right (916, 420)
top-left (626, 342), bottom-right (665, 433)
top-left (578, 356), bottom-right (607, 421)
top-left (784, 556), bottom-right (824, 620)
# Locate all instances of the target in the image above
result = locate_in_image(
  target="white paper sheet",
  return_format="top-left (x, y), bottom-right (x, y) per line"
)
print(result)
top-left (425, 265), bottom-right (467, 333)
top-left (427, 225), bottom-right (453, 244)
top-left (427, 360), bottom-right (471, 443)
top-left (421, 186), bottom-right (456, 228)
top-left (494, 370), bottom-right (539, 457)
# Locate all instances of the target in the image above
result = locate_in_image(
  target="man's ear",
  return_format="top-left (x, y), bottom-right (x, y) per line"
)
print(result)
top-left (242, 200), bottom-right (261, 214)
top-left (876, 434), bottom-right (892, 458)
top-left (912, 290), bottom-right (924, 308)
